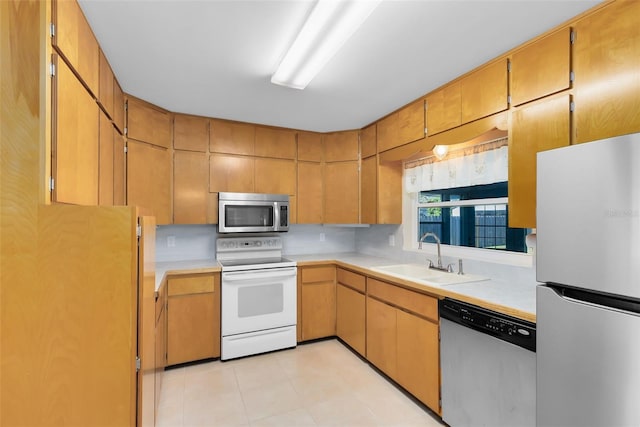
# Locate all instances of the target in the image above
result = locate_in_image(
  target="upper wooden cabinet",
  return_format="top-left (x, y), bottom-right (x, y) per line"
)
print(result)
top-left (127, 97), bottom-right (172, 148)
top-left (98, 49), bottom-right (114, 120)
top-left (127, 140), bottom-right (171, 224)
top-left (255, 127), bottom-right (297, 159)
top-left (113, 132), bottom-right (126, 205)
top-left (113, 78), bottom-right (125, 134)
top-left (209, 153), bottom-right (254, 193)
top-left (377, 99), bottom-right (425, 152)
top-left (297, 132), bottom-right (323, 162)
top-left (297, 161), bottom-right (323, 224)
top-left (53, 0), bottom-right (100, 97)
top-left (460, 59), bottom-right (509, 124)
top-left (324, 130), bottom-right (359, 162)
top-left (378, 162), bottom-right (402, 224)
top-left (509, 94), bottom-right (571, 228)
top-left (53, 55), bottom-right (99, 206)
top-left (254, 158), bottom-right (296, 195)
top-left (174, 114), bottom-right (209, 152)
top-left (360, 156), bottom-right (377, 225)
top-left (325, 161), bottom-right (359, 223)
top-left (174, 150), bottom-right (209, 224)
top-left (98, 110), bottom-right (114, 206)
top-left (360, 123), bottom-right (377, 158)
top-left (511, 27), bottom-right (572, 107)
top-left (210, 119), bottom-right (255, 155)
top-left (426, 82), bottom-right (461, 135)
top-left (573, 0), bottom-right (640, 143)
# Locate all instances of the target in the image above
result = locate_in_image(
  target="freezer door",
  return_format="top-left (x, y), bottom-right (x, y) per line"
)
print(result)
top-left (537, 285), bottom-right (640, 427)
top-left (536, 132), bottom-right (640, 298)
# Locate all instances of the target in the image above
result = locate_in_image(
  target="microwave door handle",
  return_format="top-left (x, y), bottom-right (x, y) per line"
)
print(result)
top-left (273, 202), bottom-right (281, 231)
top-left (223, 269), bottom-right (297, 282)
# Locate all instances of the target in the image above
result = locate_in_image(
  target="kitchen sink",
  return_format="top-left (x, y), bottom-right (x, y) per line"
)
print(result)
top-left (370, 264), bottom-right (489, 286)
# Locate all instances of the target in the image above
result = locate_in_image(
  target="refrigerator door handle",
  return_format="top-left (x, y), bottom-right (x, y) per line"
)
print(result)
top-left (549, 284), bottom-right (640, 316)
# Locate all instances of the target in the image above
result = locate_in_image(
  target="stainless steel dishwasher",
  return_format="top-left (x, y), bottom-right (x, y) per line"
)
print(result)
top-left (439, 298), bottom-right (536, 427)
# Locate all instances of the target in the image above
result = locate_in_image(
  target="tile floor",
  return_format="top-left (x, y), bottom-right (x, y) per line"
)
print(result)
top-left (156, 339), bottom-right (446, 427)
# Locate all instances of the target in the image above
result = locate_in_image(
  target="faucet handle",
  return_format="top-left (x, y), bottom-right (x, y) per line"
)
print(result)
top-left (458, 258), bottom-right (464, 275)
top-left (426, 258), bottom-right (434, 268)
top-left (446, 263), bottom-right (455, 273)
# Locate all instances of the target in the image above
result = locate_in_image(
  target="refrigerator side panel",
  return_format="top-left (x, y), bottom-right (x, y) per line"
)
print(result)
top-left (537, 285), bottom-right (640, 427)
top-left (536, 132), bottom-right (640, 299)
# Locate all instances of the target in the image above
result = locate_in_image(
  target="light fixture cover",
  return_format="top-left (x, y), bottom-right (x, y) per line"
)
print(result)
top-left (433, 144), bottom-right (449, 160)
top-left (272, 0), bottom-right (382, 90)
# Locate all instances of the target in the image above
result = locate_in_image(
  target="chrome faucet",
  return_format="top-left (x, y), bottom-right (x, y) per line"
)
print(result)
top-left (418, 232), bottom-right (445, 271)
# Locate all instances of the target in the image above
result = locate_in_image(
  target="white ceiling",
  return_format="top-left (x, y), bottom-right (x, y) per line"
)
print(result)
top-left (79, 0), bottom-right (599, 133)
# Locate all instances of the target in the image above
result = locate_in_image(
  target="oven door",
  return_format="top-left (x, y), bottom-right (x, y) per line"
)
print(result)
top-left (221, 267), bottom-right (297, 336)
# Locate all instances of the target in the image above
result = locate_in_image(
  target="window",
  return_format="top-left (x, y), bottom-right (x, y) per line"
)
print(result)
top-left (417, 182), bottom-right (530, 253)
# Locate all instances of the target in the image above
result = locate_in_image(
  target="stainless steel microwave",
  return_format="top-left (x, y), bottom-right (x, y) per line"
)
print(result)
top-left (218, 192), bottom-right (290, 233)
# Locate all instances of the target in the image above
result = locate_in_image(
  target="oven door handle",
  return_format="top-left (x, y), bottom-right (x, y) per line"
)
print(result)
top-left (222, 268), bottom-right (297, 282)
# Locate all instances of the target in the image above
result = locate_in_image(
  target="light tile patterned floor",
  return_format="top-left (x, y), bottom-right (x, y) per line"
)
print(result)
top-left (156, 339), bottom-right (446, 427)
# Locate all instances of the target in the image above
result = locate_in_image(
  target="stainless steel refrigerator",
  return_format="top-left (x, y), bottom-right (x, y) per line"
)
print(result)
top-left (536, 132), bottom-right (640, 427)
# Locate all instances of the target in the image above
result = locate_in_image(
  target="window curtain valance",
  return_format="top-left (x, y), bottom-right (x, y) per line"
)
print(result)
top-left (404, 138), bottom-right (508, 193)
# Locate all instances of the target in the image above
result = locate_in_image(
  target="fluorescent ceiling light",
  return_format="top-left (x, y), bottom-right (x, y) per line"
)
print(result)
top-left (271, 0), bottom-right (382, 90)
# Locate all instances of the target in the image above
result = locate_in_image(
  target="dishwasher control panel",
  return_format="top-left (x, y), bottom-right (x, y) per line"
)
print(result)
top-left (439, 298), bottom-right (536, 352)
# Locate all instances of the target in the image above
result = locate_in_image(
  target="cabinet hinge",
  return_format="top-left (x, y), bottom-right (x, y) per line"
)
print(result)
top-left (507, 95), bottom-right (512, 105)
top-left (49, 177), bottom-right (55, 192)
top-left (135, 356), bottom-right (141, 372)
top-left (124, 127), bottom-right (128, 136)
top-left (136, 225), bottom-right (142, 238)
top-left (124, 145), bottom-right (128, 154)
top-left (570, 71), bottom-right (575, 83)
top-left (49, 22), bottom-right (55, 38)
top-left (424, 127), bottom-right (428, 134)
top-left (507, 60), bottom-right (511, 72)
top-left (570, 101), bottom-right (575, 112)
top-left (49, 62), bottom-right (56, 77)
top-left (570, 30), bottom-right (575, 44)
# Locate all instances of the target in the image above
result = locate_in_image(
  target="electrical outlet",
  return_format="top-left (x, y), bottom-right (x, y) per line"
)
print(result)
top-left (319, 233), bottom-right (326, 242)
top-left (389, 235), bottom-right (395, 246)
top-left (167, 235), bottom-right (176, 248)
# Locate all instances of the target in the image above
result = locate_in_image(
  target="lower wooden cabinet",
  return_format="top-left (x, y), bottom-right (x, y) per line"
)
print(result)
top-left (298, 265), bottom-right (336, 341)
top-left (366, 296), bottom-right (397, 377)
top-left (154, 281), bottom-right (167, 419)
top-left (166, 273), bottom-right (220, 365)
top-left (336, 268), bottom-right (366, 356)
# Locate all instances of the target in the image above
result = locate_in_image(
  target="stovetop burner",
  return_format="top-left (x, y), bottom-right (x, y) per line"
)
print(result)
top-left (216, 237), bottom-right (296, 272)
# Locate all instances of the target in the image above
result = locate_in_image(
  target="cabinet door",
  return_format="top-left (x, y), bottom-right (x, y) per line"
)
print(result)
top-left (509, 95), bottom-right (571, 228)
top-left (127, 97), bottom-right (172, 148)
top-left (377, 113), bottom-right (399, 153)
top-left (210, 119), bottom-right (255, 155)
top-left (113, 132), bottom-right (126, 205)
top-left (53, 0), bottom-right (99, 96)
top-left (98, 49), bottom-right (114, 119)
top-left (255, 127), bottom-right (296, 159)
top-left (174, 150), bottom-right (209, 224)
top-left (98, 110), bottom-right (114, 206)
top-left (360, 123), bottom-right (377, 158)
top-left (511, 27), bottom-right (572, 106)
top-left (209, 153), bottom-right (254, 193)
top-left (378, 161), bottom-right (402, 224)
top-left (426, 82), bottom-right (461, 135)
top-left (360, 156), bottom-right (377, 224)
top-left (174, 114), bottom-right (209, 152)
top-left (113, 78), bottom-right (125, 134)
top-left (301, 281), bottom-right (336, 341)
top-left (298, 132), bottom-right (323, 162)
top-left (461, 59), bottom-right (509, 124)
top-left (297, 162), bottom-right (323, 224)
top-left (336, 284), bottom-right (366, 356)
top-left (366, 296), bottom-right (397, 378)
top-left (53, 55), bottom-right (99, 206)
top-left (127, 140), bottom-right (171, 224)
top-left (254, 158), bottom-right (296, 195)
top-left (324, 161), bottom-right (359, 224)
top-left (397, 310), bottom-right (440, 414)
top-left (573, 0), bottom-right (640, 143)
top-left (324, 131), bottom-right (359, 162)
top-left (398, 99), bottom-right (425, 144)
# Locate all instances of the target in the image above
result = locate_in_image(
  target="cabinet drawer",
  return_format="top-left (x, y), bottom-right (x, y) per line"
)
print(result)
top-left (367, 278), bottom-right (438, 322)
top-left (301, 265), bottom-right (335, 283)
top-left (168, 274), bottom-right (215, 296)
top-left (337, 268), bottom-right (366, 293)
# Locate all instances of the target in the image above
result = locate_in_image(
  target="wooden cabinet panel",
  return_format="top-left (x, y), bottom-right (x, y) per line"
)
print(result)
top-left (297, 162), bottom-right (323, 224)
top-left (127, 140), bottom-right (171, 224)
top-left (360, 123), bottom-right (377, 158)
top-left (254, 158), bottom-right (296, 195)
top-left (98, 49), bottom-right (114, 119)
top-left (98, 110), bottom-right (114, 206)
top-left (398, 99), bottom-right (425, 144)
top-left (366, 296), bottom-right (397, 378)
top-left (113, 132), bottom-right (126, 205)
top-left (154, 286), bottom-right (166, 420)
top-left (324, 161), bottom-right (359, 224)
top-left (113, 78), bottom-right (125, 134)
top-left (255, 127), bottom-right (297, 159)
top-left (511, 27), bottom-right (572, 106)
top-left (173, 114), bottom-right (209, 152)
top-left (396, 310), bottom-right (440, 413)
top-left (298, 131), bottom-right (323, 161)
top-left (360, 156), bottom-right (377, 224)
top-left (210, 119), bottom-right (255, 155)
top-left (300, 277), bottom-right (336, 341)
top-left (53, 55), bottom-right (99, 206)
top-left (127, 97), bottom-right (172, 148)
top-left (460, 59), bottom-right (509, 124)
top-left (573, 0), bottom-right (640, 143)
top-left (368, 278), bottom-right (438, 321)
top-left (174, 150), bottom-right (209, 224)
top-left (426, 82), bottom-right (461, 135)
top-left (509, 95), bottom-right (571, 228)
top-left (209, 154), bottom-right (254, 193)
top-left (167, 274), bottom-right (220, 365)
top-left (377, 113), bottom-right (398, 153)
top-left (301, 265), bottom-right (335, 283)
top-left (378, 161), bottom-right (402, 224)
top-left (336, 284), bottom-right (366, 356)
top-left (337, 268), bottom-right (366, 294)
top-left (324, 131), bottom-right (359, 162)
top-left (53, 0), bottom-right (99, 96)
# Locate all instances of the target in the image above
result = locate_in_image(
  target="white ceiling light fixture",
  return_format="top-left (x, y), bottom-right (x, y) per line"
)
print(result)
top-left (433, 145), bottom-right (449, 160)
top-left (271, 0), bottom-right (382, 90)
